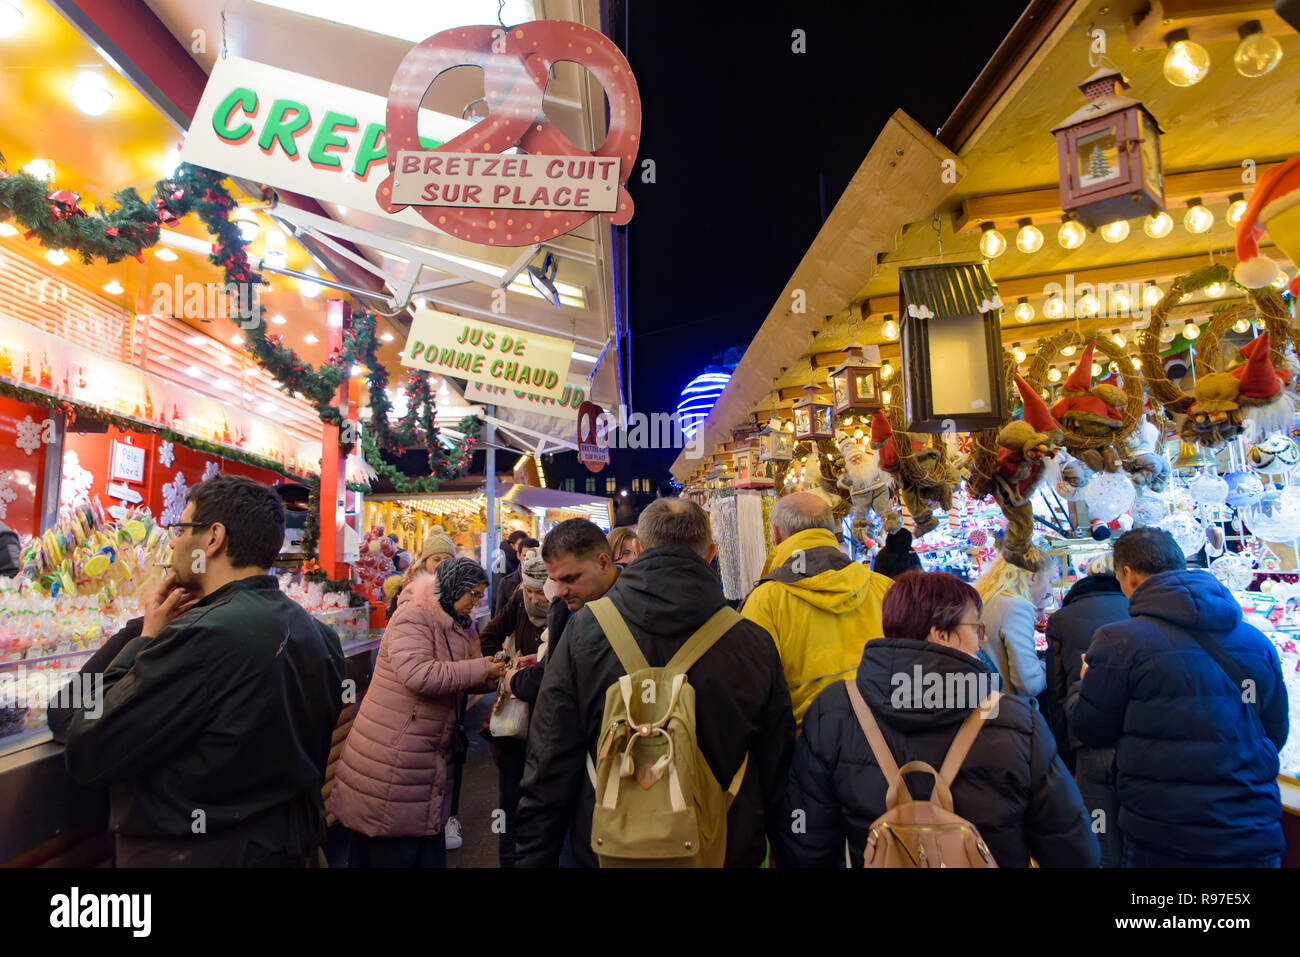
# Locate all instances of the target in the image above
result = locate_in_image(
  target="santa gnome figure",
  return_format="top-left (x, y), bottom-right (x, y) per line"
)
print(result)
top-left (1049, 340), bottom-right (1126, 472)
top-left (836, 431), bottom-right (901, 543)
top-left (993, 375), bottom-right (1063, 570)
top-left (1228, 332), bottom-right (1294, 440)
top-left (1233, 152), bottom-right (1300, 294)
top-left (870, 412), bottom-right (955, 536)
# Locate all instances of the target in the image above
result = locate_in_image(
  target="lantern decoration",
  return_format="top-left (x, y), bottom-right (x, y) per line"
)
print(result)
top-left (758, 414), bottom-right (794, 463)
top-left (899, 262), bottom-right (1007, 432)
top-left (1051, 67), bottom-right (1165, 230)
top-left (792, 384), bottom-right (833, 441)
top-left (829, 343), bottom-right (884, 416)
top-left (732, 435), bottom-right (773, 489)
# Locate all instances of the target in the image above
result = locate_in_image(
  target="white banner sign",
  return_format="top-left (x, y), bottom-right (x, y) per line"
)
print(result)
top-left (401, 308), bottom-right (574, 403)
top-left (463, 377), bottom-right (585, 420)
top-left (391, 151), bottom-right (619, 212)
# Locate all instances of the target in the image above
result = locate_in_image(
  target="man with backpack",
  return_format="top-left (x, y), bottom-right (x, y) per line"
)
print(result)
top-left (515, 498), bottom-right (795, 867)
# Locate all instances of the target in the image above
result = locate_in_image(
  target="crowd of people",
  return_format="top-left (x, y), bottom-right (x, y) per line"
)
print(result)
top-left (46, 479), bottom-right (1290, 868)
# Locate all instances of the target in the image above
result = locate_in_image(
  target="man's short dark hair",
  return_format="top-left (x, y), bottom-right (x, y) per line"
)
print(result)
top-left (637, 498), bottom-right (711, 555)
top-left (542, 519), bottom-right (612, 563)
top-left (520, 537), bottom-right (540, 549)
top-left (1113, 527), bottom-right (1186, 576)
top-left (507, 530), bottom-right (529, 545)
top-left (186, 474), bottom-right (285, 569)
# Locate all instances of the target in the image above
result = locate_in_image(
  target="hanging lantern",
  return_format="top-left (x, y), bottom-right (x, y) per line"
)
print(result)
top-left (732, 436), bottom-right (773, 489)
top-left (829, 343), bottom-right (884, 416)
top-left (758, 414), bottom-right (793, 463)
top-left (1051, 67), bottom-right (1165, 230)
top-left (899, 262), bottom-right (1008, 432)
top-left (792, 384), bottom-right (833, 441)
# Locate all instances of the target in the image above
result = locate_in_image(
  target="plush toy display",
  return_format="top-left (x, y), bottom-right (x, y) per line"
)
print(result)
top-left (836, 432), bottom-right (901, 542)
top-left (1233, 152), bottom-right (1300, 295)
top-left (870, 412), bottom-right (957, 537)
top-left (992, 375), bottom-right (1062, 569)
top-left (1050, 340), bottom-right (1126, 472)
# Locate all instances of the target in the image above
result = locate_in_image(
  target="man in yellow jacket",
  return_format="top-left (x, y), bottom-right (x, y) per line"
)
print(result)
top-left (742, 492), bottom-right (892, 729)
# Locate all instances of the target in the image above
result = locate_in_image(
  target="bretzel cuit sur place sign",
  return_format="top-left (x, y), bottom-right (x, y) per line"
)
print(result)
top-left (577, 400), bottom-right (610, 473)
top-left (375, 20), bottom-right (641, 246)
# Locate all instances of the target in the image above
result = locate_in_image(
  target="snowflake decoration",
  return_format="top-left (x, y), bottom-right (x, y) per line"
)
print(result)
top-left (160, 471), bottom-right (189, 527)
top-left (201, 460), bottom-right (219, 482)
top-left (158, 441), bottom-right (174, 467)
top-left (0, 471), bottom-right (16, 520)
top-left (15, 415), bottom-right (43, 456)
top-left (61, 450), bottom-right (93, 509)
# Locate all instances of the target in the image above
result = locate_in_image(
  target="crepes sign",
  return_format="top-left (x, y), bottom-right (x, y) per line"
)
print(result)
top-left (401, 308), bottom-right (573, 402)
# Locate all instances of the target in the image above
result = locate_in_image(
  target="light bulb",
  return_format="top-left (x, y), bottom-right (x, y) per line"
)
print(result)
top-left (0, 223), bottom-right (16, 237)
top-left (1143, 211), bottom-right (1173, 239)
top-left (882, 389), bottom-right (891, 403)
top-left (1047, 367), bottom-right (1061, 383)
top-left (1234, 22), bottom-right (1282, 78)
top-left (162, 147), bottom-right (182, 178)
top-left (1015, 220), bottom-right (1043, 254)
top-left (1077, 292), bottom-right (1100, 317)
top-left (264, 230), bottom-right (286, 249)
top-left (1159, 325), bottom-right (1177, 344)
top-left (1109, 361), bottom-right (1120, 374)
top-left (380, 332), bottom-right (394, 342)
top-left (1184, 200), bottom-right (1213, 234)
top-left (1043, 296), bottom-right (1065, 319)
top-left (880, 362), bottom-right (894, 380)
top-left (0, 2), bottom-right (24, 37)
top-left (22, 158), bottom-right (55, 181)
top-left (1014, 298), bottom-right (1034, 323)
top-left (1132, 356), bottom-right (1142, 369)
top-left (1233, 318), bottom-right (1251, 334)
top-left (71, 72), bottom-right (112, 116)
top-left (262, 249), bottom-right (287, 268)
top-left (1143, 283), bottom-right (1163, 308)
top-left (155, 247), bottom-right (178, 261)
top-left (881, 317), bottom-right (899, 340)
top-left (1205, 280), bottom-right (1226, 298)
top-left (304, 334), bottom-right (319, 344)
top-left (102, 279), bottom-right (123, 295)
top-left (1100, 219), bottom-right (1130, 243)
top-left (45, 249), bottom-right (68, 266)
top-left (1012, 346), bottom-right (1026, 365)
top-left (1226, 193), bottom-right (1248, 227)
top-left (1164, 30), bottom-right (1211, 87)
top-left (854, 429), bottom-right (864, 440)
top-left (1091, 362), bottom-right (1102, 377)
top-left (1058, 220), bottom-right (1086, 250)
top-left (1273, 270), bottom-right (1291, 291)
top-left (231, 209), bottom-right (260, 242)
top-left (1111, 289), bottom-right (1131, 315)
top-left (299, 267), bottom-right (322, 298)
top-left (270, 313), bottom-right (287, 325)
top-left (1061, 344), bottom-right (1076, 357)
top-left (1111, 330), bottom-right (1126, 348)
top-left (979, 223), bottom-right (1007, 258)
top-left (1183, 321), bottom-right (1201, 340)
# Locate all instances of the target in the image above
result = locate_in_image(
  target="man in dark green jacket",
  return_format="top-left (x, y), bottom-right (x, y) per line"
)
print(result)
top-left (64, 475), bottom-right (346, 867)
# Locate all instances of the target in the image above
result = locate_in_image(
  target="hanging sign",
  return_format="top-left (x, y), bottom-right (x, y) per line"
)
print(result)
top-left (390, 152), bottom-right (620, 212)
top-left (109, 440), bottom-right (146, 484)
top-left (463, 377), bottom-right (585, 420)
top-left (401, 308), bottom-right (573, 402)
top-left (577, 400), bottom-right (609, 472)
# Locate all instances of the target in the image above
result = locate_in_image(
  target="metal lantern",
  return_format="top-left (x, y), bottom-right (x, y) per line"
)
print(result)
top-left (899, 262), bottom-right (1008, 432)
top-left (1051, 67), bottom-right (1164, 230)
top-left (829, 343), bottom-right (884, 416)
top-left (792, 384), bottom-right (833, 441)
top-left (732, 436), bottom-right (774, 489)
top-left (758, 415), bottom-right (793, 462)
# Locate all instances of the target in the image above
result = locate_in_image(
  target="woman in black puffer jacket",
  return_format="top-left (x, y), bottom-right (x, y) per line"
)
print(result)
top-left (777, 571), bottom-right (1099, 868)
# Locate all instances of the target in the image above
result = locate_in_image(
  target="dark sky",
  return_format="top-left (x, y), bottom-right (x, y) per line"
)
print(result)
top-left (620, 0), bottom-right (1032, 476)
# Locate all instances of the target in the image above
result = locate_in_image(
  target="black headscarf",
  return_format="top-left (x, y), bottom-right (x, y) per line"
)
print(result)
top-left (435, 557), bottom-right (488, 628)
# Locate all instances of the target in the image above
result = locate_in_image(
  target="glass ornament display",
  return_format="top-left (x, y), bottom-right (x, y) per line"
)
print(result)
top-left (1187, 470), bottom-right (1229, 505)
top-left (1131, 491), bottom-right (1168, 527)
top-left (1242, 486), bottom-right (1300, 541)
top-left (1157, 510), bottom-right (1204, 559)
top-left (1083, 471), bottom-right (1135, 524)
top-left (1209, 553), bottom-right (1256, 592)
top-left (1224, 471), bottom-right (1265, 509)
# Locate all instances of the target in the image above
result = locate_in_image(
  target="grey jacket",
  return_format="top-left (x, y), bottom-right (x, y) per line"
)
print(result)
top-left (980, 592), bottom-right (1046, 698)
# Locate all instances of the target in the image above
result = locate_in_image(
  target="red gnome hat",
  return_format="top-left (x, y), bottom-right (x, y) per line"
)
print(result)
top-left (1231, 332), bottom-right (1283, 401)
top-left (1060, 340), bottom-right (1097, 394)
top-left (1015, 374), bottom-right (1061, 438)
top-left (1234, 153), bottom-right (1300, 294)
top-left (870, 411), bottom-right (899, 470)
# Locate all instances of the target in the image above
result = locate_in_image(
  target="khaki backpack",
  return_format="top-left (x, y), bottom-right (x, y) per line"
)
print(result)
top-left (584, 597), bottom-right (747, 868)
top-left (844, 677), bottom-right (1000, 868)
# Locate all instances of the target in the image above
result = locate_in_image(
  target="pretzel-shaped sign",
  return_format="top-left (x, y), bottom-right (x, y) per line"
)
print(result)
top-left (377, 20), bottom-right (640, 246)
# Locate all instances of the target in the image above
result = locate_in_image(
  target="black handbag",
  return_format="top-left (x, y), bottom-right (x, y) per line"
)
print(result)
top-left (442, 631), bottom-right (470, 766)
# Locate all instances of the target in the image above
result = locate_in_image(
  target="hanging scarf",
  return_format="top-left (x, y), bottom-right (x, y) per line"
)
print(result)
top-left (435, 557), bottom-right (488, 629)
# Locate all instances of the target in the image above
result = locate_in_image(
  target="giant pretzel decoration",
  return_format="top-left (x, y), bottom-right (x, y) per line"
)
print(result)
top-left (376, 21), bottom-right (640, 245)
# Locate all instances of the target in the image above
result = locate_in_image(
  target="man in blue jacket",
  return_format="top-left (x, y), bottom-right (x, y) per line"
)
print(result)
top-left (1069, 527), bottom-right (1288, 867)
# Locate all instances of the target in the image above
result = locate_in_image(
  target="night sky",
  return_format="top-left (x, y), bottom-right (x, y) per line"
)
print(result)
top-left (619, 0), bottom-right (1032, 478)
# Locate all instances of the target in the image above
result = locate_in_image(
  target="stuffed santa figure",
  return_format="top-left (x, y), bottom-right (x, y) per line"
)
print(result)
top-left (1233, 153), bottom-right (1300, 294)
top-left (869, 412), bottom-right (956, 537)
top-left (1183, 371), bottom-right (1244, 447)
top-left (836, 431), bottom-right (901, 543)
top-left (993, 375), bottom-right (1062, 570)
top-left (1228, 332), bottom-right (1294, 440)
top-left (1050, 340), bottom-right (1126, 472)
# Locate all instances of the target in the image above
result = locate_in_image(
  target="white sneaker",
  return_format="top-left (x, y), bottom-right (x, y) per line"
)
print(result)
top-left (444, 816), bottom-right (463, 850)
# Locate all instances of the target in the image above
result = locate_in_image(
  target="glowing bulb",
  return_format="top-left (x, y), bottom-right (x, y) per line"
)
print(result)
top-left (881, 317), bottom-right (899, 340)
top-left (1015, 220), bottom-right (1043, 254)
top-left (1091, 362), bottom-right (1102, 377)
top-left (978, 223), bottom-right (1007, 258)
top-left (155, 247), bottom-right (178, 261)
top-left (270, 313), bottom-right (287, 325)
top-left (304, 333), bottom-right (319, 344)
top-left (1100, 219), bottom-right (1130, 243)
top-left (1061, 344), bottom-right (1076, 357)
top-left (1205, 280), bottom-right (1226, 298)
top-left (1077, 293), bottom-right (1100, 317)
top-left (854, 429), bottom-right (864, 440)
top-left (1012, 347), bottom-right (1026, 365)
top-left (1142, 211), bottom-right (1173, 239)
top-left (380, 332), bottom-right (394, 342)
top-left (1233, 318), bottom-right (1251, 334)
top-left (231, 209), bottom-right (260, 242)
top-left (1183, 321), bottom-right (1201, 340)
top-left (1047, 367), bottom-right (1061, 383)
top-left (1014, 298), bottom-right (1034, 323)
top-left (882, 389), bottom-right (891, 403)
top-left (230, 334), bottom-right (244, 345)
top-left (880, 362), bottom-right (894, 380)
top-left (102, 279), bottom-right (123, 295)
top-left (162, 147), bottom-right (182, 178)
top-left (1111, 330), bottom-right (1126, 348)
top-left (0, 223), bottom-right (18, 237)
top-left (1184, 201), bottom-right (1213, 234)
top-left (1043, 296), bottom-right (1065, 319)
top-left (1226, 194), bottom-right (1248, 227)
top-left (71, 72), bottom-right (112, 116)
top-left (23, 158), bottom-right (55, 181)
top-left (1109, 361), bottom-right (1120, 374)
top-left (0, 2), bottom-right (25, 37)
top-left (1058, 220), bottom-right (1086, 250)
top-left (1164, 31), bottom-right (1211, 87)
top-left (1234, 22), bottom-right (1282, 78)
top-left (1143, 284), bottom-right (1163, 308)
top-left (1111, 289), bottom-right (1131, 315)
top-left (45, 249), bottom-right (68, 266)
top-left (299, 267), bottom-right (322, 298)
top-left (1132, 356), bottom-right (1142, 369)
top-left (262, 249), bottom-right (287, 269)
top-left (1159, 325), bottom-right (1177, 344)
top-left (265, 230), bottom-right (286, 249)
top-left (1273, 270), bottom-right (1291, 291)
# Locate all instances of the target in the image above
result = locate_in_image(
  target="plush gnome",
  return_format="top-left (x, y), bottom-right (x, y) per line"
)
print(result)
top-left (1233, 153), bottom-right (1300, 294)
top-left (836, 431), bottom-right (901, 542)
top-left (1183, 370), bottom-right (1245, 447)
top-left (1049, 340), bottom-right (1126, 472)
top-left (1118, 413), bottom-right (1170, 492)
top-left (870, 412), bottom-right (956, 537)
top-left (1228, 332), bottom-right (1294, 440)
top-left (993, 375), bottom-right (1062, 570)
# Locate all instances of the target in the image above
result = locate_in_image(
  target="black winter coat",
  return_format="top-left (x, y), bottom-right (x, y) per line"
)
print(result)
top-left (508, 596), bottom-right (575, 706)
top-left (777, 638), bottom-right (1099, 868)
top-left (1068, 569), bottom-right (1288, 860)
top-left (1045, 575), bottom-right (1130, 766)
top-left (515, 545), bottom-right (795, 867)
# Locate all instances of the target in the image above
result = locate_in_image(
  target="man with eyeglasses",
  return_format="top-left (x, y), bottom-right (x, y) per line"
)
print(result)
top-left (63, 474), bottom-right (346, 867)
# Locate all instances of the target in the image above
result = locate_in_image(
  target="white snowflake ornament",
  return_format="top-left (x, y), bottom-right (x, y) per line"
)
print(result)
top-left (201, 460), bottom-right (219, 482)
top-left (161, 471), bottom-right (189, 527)
top-left (16, 415), bottom-right (45, 456)
top-left (61, 451), bottom-right (93, 509)
top-left (0, 471), bottom-right (17, 519)
top-left (158, 441), bottom-right (174, 467)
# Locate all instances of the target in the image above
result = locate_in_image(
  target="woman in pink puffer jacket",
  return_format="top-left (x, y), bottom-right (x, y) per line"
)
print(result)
top-left (331, 557), bottom-right (506, 867)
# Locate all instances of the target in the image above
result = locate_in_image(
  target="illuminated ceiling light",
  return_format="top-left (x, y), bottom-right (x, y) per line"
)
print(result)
top-left (1226, 192), bottom-right (1247, 227)
top-left (379, 331), bottom-right (394, 342)
top-left (155, 247), bottom-right (178, 261)
top-left (1058, 218), bottom-right (1086, 250)
top-left (162, 147), bottom-right (182, 178)
top-left (880, 362), bottom-right (894, 380)
top-left (1015, 219), bottom-right (1043, 254)
top-left (270, 313), bottom-right (287, 325)
top-left (45, 249), bottom-right (69, 266)
top-left (0, 223), bottom-right (16, 237)
top-left (1234, 21), bottom-right (1282, 78)
top-left (1076, 292), bottom-right (1100, 316)
top-left (1205, 280), bottom-right (1226, 298)
top-left (1273, 270), bottom-right (1291, 290)
top-left (231, 209), bottom-right (260, 242)
top-left (304, 333), bottom-right (319, 344)
top-left (1091, 362), bottom-right (1102, 377)
top-left (413, 297), bottom-right (429, 310)
top-left (1012, 345), bottom-right (1026, 365)
top-left (880, 315), bottom-right (899, 340)
top-left (23, 158), bottom-right (55, 181)
top-left (1111, 329), bottom-right (1126, 348)
top-left (1111, 289), bottom-right (1131, 314)
top-left (1233, 318), bottom-right (1252, 333)
top-left (259, 401), bottom-right (275, 413)
top-left (350, 364), bottom-right (364, 376)
top-left (230, 334), bottom-right (244, 345)
top-left (265, 229), bottom-right (286, 249)
top-left (1131, 356), bottom-right (1142, 368)
top-left (1043, 295), bottom-right (1066, 319)
top-left (186, 365), bottom-right (201, 377)
top-left (1014, 297), bottom-right (1034, 323)
top-left (1183, 198), bottom-right (1213, 234)
top-left (1183, 320), bottom-right (1201, 340)
top-left (1163, 29), bottom-right (1211, 87)
top-left (71, 71), bottom-right (113, 116)
top-left (262, 249), bottom-right (287, 268)
top-left (1047, 367), bottom-right (1062, 383)
top-left (1099, 219), bottom-right (1130, 243)
top-left (978, 222), bottom-right (1007, 259)
top-left (187, 335), bottom-right (204, 346)
top-left (571, 350), bottom-right (600, 363)
top-left (1061, 344), bottom-right (1076, 357)
top-left (882, 389), bottom-right (891, 403)
top-left (1143, 211), bottom-right (1174, 239)
top-left (102, 279), bottom-right (124, 295)
top-left (299, 266), bottom-right (322, 298)
top-left (1143, 283), bottom-right (1163, 308)
top-left (0, 2), bottom-right (24, 37)
top-left (218, 352), bottom-right (232, 366)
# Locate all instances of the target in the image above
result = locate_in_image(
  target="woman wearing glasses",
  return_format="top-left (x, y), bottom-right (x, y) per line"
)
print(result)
top-left (778, 571), bottom-right (1097, 868)
top-left (331, 556), bottom-right (506, 867)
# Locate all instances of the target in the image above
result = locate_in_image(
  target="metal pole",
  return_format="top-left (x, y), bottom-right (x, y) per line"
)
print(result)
top-left (485, 405), bottom-right (498, 593)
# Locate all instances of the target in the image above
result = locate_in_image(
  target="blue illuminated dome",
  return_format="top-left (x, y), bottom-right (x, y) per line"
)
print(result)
top-left (676, 371), bottom-right (731, 439)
